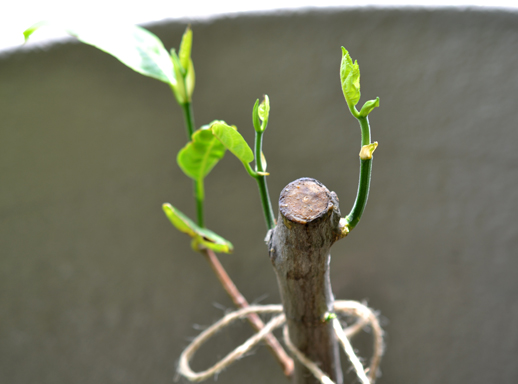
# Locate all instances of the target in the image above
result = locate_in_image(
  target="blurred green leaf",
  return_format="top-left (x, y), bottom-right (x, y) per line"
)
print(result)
top-left (170, 49), bottom-right (187, 103)
top-left (177, 122), bottom-right (227, 181)
top-left (162, 203), bottom-right (196, 237)
top-left (185, 58), bottom-right (195, 101)
top-left (340, 47), bottom-right (361, 108)
top-left (178, 26), bottom-right (192, 73)
top-left (23, 21), bottom-right (47, 41)
top-left (24, 21), bottom-right (177, 86)
top-left (212, 122), bottom-right (254, 164)
top-left (162, 203), bottom-right (234, 253)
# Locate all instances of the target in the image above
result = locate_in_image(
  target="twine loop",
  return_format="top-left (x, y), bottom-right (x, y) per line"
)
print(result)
top-left (178, 300), bottom-right (384, 384)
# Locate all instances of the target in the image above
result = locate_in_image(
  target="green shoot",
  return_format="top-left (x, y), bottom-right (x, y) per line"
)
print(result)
top-left (339, 47), bottom-right (380, 235)
top-left (252, 96), bottom-right (275, 230)
top-left (212, 99), bottom-right (275, 231)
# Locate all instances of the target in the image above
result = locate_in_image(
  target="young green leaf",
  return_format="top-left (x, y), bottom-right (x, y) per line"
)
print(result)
top-left (194, 227), bottom-right (234, 253)
top-left (162, 203), bottom-right (234, 253)
top-left (212, 122), bottom-right (254, 164)
top-left (322, 312), bottom-right (337, 322)
top-left (252, 99), bottom-right (261, 133)
top-left (24, 21), bottom-right (177, 86)
top-left (340, 47), bottom-right (361, 109)
top-left (185, 58), bottom-right (196, 101)
top-left (359, 97), bottom-right (380, 117)
top-left (170, 49), bottom-right (187, 104)
top-left (162, 203), bottom-right (197, 237)
top-left (23, 21), bottom-right (48, 41)
top-left (177, 122), bottom-right (227, 181)
top-left (258, 95), bottom-right (270, 131)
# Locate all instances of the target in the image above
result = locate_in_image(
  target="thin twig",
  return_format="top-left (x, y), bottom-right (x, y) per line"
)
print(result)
top-left (202, 249), bottom-right (294, 377)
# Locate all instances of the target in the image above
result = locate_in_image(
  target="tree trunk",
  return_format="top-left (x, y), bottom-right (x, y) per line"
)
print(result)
top-left (268, 178), bottom-right (343, 384)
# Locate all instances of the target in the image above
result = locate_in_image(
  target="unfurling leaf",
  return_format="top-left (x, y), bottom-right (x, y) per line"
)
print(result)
top-left (212, 122), bottom-right (254, 164)
top-left (162, 203), bottom-right (234, 253)
top-left (340, 47), bottom-right (361, 108)
top-left (252, 99), bottom-right (261, 133)
top-left (258, 95), bottom-right (270, 131)
top-left (24, 21), bottom-right (177, 86)
top-left (177, 122), bottom-right (227, 181)
top-left (178, 26), bottom-right (192, 73)
top-left (185, 58), bottom-right (196, 101)
top-left (170, 49), bottom-right (187, 104)
top-left (359, 97), bottom-right (380, 117)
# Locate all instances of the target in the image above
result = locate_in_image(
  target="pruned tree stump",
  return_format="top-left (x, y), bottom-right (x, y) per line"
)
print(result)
top-left (268, 178), bottom-right (343, 384)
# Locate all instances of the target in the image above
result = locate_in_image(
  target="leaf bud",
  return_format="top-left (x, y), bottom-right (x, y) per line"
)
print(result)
top-left (359, 97), bottom-right (380, 117)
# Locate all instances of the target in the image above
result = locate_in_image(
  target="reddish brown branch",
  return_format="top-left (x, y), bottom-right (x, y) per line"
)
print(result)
top-left (202, 248), bottom-right (294, 377)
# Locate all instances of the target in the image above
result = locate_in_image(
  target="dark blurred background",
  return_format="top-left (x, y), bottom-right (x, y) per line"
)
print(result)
top-left (1, 7), bottom-right (517, 384)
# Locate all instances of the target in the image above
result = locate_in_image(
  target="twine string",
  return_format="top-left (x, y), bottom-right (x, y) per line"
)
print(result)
top-left (178, 301), bottom-right (383, 384)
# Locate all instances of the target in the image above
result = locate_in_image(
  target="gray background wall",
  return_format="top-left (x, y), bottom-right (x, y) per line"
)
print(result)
top-left (1, 7), bottom-right (517, 384)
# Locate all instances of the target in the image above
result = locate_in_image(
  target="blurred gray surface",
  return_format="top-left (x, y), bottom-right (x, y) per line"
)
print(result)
top-left (1, 7), bottom-right (518, 384)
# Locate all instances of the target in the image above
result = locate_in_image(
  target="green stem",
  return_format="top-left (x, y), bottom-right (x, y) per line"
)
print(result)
top-left (358, 115), bottom-right (371, 146)
top-left (181, 102), bottom-right (195, 140)
top-left (181, 102), bottom-right (205, 227)
top-left (195, 178), bottom-right (205, 228)
top-left (345, 116), bottom-right (373, 230)
top-left (243, 162), bottom-right (258, 178)
top-left (256, 176), bottom-right (275, 230)
top-left (345, 158), bottom-right (372, 230)
top-left (254, 131), bottom-right (275, 230)
top-left (255, 131), bottom-right (264, 172)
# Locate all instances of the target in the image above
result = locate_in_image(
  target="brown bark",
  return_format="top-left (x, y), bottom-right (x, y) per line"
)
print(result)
top-left (268, 178), bottom-right (343, 384)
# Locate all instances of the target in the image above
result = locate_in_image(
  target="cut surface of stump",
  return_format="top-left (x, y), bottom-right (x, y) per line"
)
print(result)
top-left (269, 177), bottom-right (343, 384)
top-left (279, 179), bottom-right (331, 223)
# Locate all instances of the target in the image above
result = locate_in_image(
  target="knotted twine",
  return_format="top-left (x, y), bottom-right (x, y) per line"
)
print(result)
top-left (178, 300), bottom-right (384, 384)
